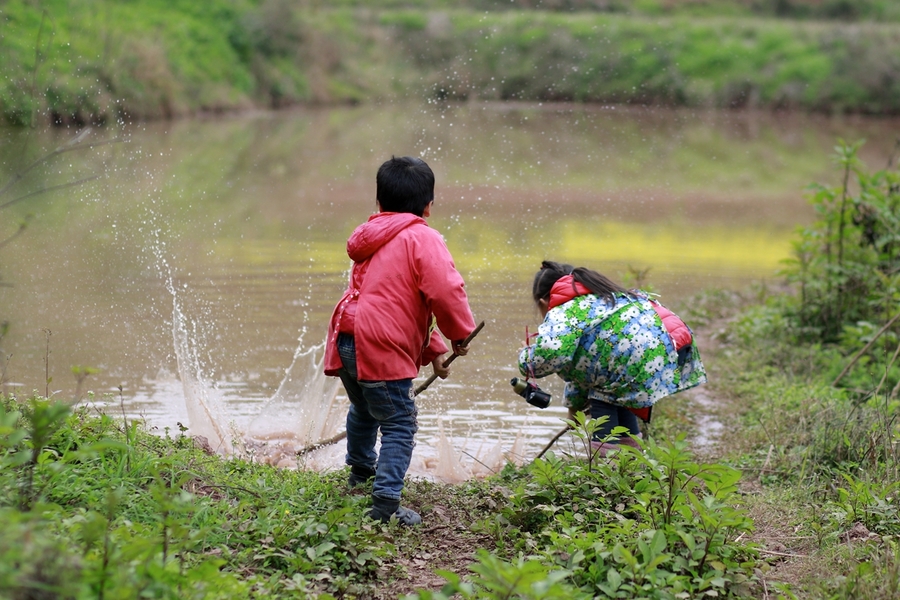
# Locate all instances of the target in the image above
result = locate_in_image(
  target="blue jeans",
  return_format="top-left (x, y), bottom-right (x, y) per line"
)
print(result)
top-left (336, 334), bottom-right (418, 501)
top-left (590, 398), bottom-right (640, 441)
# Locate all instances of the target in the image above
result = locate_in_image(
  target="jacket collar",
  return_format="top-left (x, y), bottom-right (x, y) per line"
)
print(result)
top-left (547, 274), bottom-right (591, 309)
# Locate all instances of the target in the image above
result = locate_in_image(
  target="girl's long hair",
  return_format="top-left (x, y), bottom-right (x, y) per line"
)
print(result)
top-left (532, 260), bottom-right (632, 305)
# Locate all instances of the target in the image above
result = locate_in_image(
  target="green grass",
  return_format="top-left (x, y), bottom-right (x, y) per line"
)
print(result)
top-left (0, 393), bottom-right (762, 598)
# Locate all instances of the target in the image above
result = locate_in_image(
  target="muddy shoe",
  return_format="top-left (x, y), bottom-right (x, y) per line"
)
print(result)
top-left (369, 494), bottom-right (422, 526)
top-left (348, 465), bottom-right (376, 487)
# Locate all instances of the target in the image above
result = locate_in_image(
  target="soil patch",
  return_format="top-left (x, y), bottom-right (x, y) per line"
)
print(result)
top-left (358, 481), bottom-right (498, 599)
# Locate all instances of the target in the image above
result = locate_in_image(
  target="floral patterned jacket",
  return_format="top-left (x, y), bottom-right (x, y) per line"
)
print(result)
top-left (518, 289), bottom-right (707, 410)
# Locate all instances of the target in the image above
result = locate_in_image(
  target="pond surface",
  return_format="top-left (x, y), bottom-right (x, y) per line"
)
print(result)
top-left (2, 102), bottom-right (898, 478)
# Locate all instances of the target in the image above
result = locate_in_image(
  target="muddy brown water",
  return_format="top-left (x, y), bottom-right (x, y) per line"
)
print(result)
top-left (2, 102), bottom-right (898, 478)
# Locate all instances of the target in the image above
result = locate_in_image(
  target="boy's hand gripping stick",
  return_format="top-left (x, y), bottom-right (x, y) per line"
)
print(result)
top-left (414, 320), bottom-right (485, 396)
top-left (296, 320), bottom-right (484, 456)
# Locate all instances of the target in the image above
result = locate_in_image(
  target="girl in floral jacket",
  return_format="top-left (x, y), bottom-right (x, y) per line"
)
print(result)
top-left (518, 261), bottom-right (707, 453)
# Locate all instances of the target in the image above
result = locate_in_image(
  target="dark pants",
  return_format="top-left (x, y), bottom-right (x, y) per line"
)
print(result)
top-left (590, 398), bottom-right (641, 441)
top-left (336, 334), bottom-right (417, 501)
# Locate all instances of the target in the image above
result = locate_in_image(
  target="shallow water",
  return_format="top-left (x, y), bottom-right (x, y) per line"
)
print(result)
top-left (2, 102), bottom-right (898, 477)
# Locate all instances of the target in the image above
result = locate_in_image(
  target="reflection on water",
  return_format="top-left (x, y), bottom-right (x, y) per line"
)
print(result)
top-left (2, 102), bottom-right (899, 478)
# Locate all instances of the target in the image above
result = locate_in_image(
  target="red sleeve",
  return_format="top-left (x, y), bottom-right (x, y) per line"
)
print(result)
top-left (421, 328), bottom-right (449, 366)
top-left (651, 302), bottom-right (693, 350)
top-left (415, 230), bottom-right (476, 343)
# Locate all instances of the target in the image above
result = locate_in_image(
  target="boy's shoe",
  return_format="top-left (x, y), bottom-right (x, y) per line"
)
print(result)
top-left (348, 465), bottom-right (376, 487)
top-left (369, 494), bottom-right (422, 526)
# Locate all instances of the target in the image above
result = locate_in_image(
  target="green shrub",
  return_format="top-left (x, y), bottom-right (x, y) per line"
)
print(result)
top-left (780, 140), bottom-right (900, 343)
top-left (420, 429), bottom-right (758, 599)
top-left (0, 394), bottom-right (393, 597)
top-left (4, 3), bottom-right (900, 123)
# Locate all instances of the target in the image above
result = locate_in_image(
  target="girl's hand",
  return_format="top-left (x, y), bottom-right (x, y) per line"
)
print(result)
top-left (432, 354), bottom-right (450, 379)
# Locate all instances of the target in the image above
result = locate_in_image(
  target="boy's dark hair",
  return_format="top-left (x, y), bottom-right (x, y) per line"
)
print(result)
top-left (376, 156), bottom-right (435, 216)
top-left (532, 260), bottom-right (633, 305)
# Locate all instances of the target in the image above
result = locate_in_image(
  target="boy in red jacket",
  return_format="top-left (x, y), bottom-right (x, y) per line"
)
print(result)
top-left (324, 156), bottom-right (476, 526)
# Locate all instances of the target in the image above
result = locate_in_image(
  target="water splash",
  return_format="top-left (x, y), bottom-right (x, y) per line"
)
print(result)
top-left (156, 254), bottom-right (526, 477)
top-left (432, 417), bottom-right (470, 482)
top-left (167, 291), bottom-right (345, 461)
top-left (169, 279), bottom-right (232, 454)
top-left (150, 223), bottom-right (231, 454)
top-left (164, 282), bottom-right (531, 476)
top-left (246, 340), bottom-right (343, 446)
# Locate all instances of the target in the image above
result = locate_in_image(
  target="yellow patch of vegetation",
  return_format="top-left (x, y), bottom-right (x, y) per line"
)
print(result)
top-left (559, 219), bottom-right (791, 276)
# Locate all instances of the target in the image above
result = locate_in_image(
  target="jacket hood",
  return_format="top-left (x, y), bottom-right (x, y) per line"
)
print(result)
top-left (347, 212), bottom-right (426, 262)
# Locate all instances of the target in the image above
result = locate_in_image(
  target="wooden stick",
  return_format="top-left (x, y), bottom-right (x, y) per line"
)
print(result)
top-left (295, 320), bottom-right (485, 456)
top-left (757, 549), bottom-right (809, 559)
top-left (414, 320), bottom-right (485, 396)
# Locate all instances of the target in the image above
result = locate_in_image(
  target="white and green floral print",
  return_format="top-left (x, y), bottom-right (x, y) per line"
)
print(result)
top-left (518, 293), bottom-right (707, 411)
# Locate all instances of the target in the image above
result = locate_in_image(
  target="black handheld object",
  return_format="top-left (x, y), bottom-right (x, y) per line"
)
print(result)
top-left (510, 377), bottom-right (551, 409)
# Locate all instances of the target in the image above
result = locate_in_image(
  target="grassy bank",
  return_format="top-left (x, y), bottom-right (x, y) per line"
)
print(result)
top-left (2, 0), bottom-right (900, 125)
top-left (674, 140), bottom-right (900, 597)
top-left (0, 394), bottom-right (760, 598)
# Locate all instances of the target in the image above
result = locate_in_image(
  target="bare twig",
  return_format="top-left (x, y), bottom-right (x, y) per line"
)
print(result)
top-left (833, 311), bottom-right (900, 387)
top-left (296, 430), bottom-right (347, 457)
top-left (43, 328), bottom-right (51, 398)
top-left (758, 549), bottom-right (809, 559)
top-left (535, 425), bottom-right (572, 460)
top-left (190, 482), bottom-right (262, 499)
top-left (761, 443), bottom-right (774, 471)
top-left (460, 449), bottom-right (496, 474)
top-left (0, 134), bottom-right (121, 199)
top-left (887, 138), bottom-right (900, 170)
top-left (0, 174), bottom-right (101, 210)
top-left (873, 339), bottom-right (900, 398)
top-left (0, 215), bottom-right (33, 250)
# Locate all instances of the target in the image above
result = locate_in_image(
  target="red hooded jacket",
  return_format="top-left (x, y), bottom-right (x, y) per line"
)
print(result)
top-left (324, 212), bottom-right (475, 381)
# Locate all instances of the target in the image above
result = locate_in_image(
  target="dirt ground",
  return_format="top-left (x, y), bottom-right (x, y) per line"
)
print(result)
top-left (354, 482), bottom-right (499, 599)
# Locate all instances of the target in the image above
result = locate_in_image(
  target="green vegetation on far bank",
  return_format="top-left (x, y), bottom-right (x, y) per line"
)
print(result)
top-left (2, 0), bottom-right (900, 126)
top-left (326, 0), bottom-right (900, 22)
